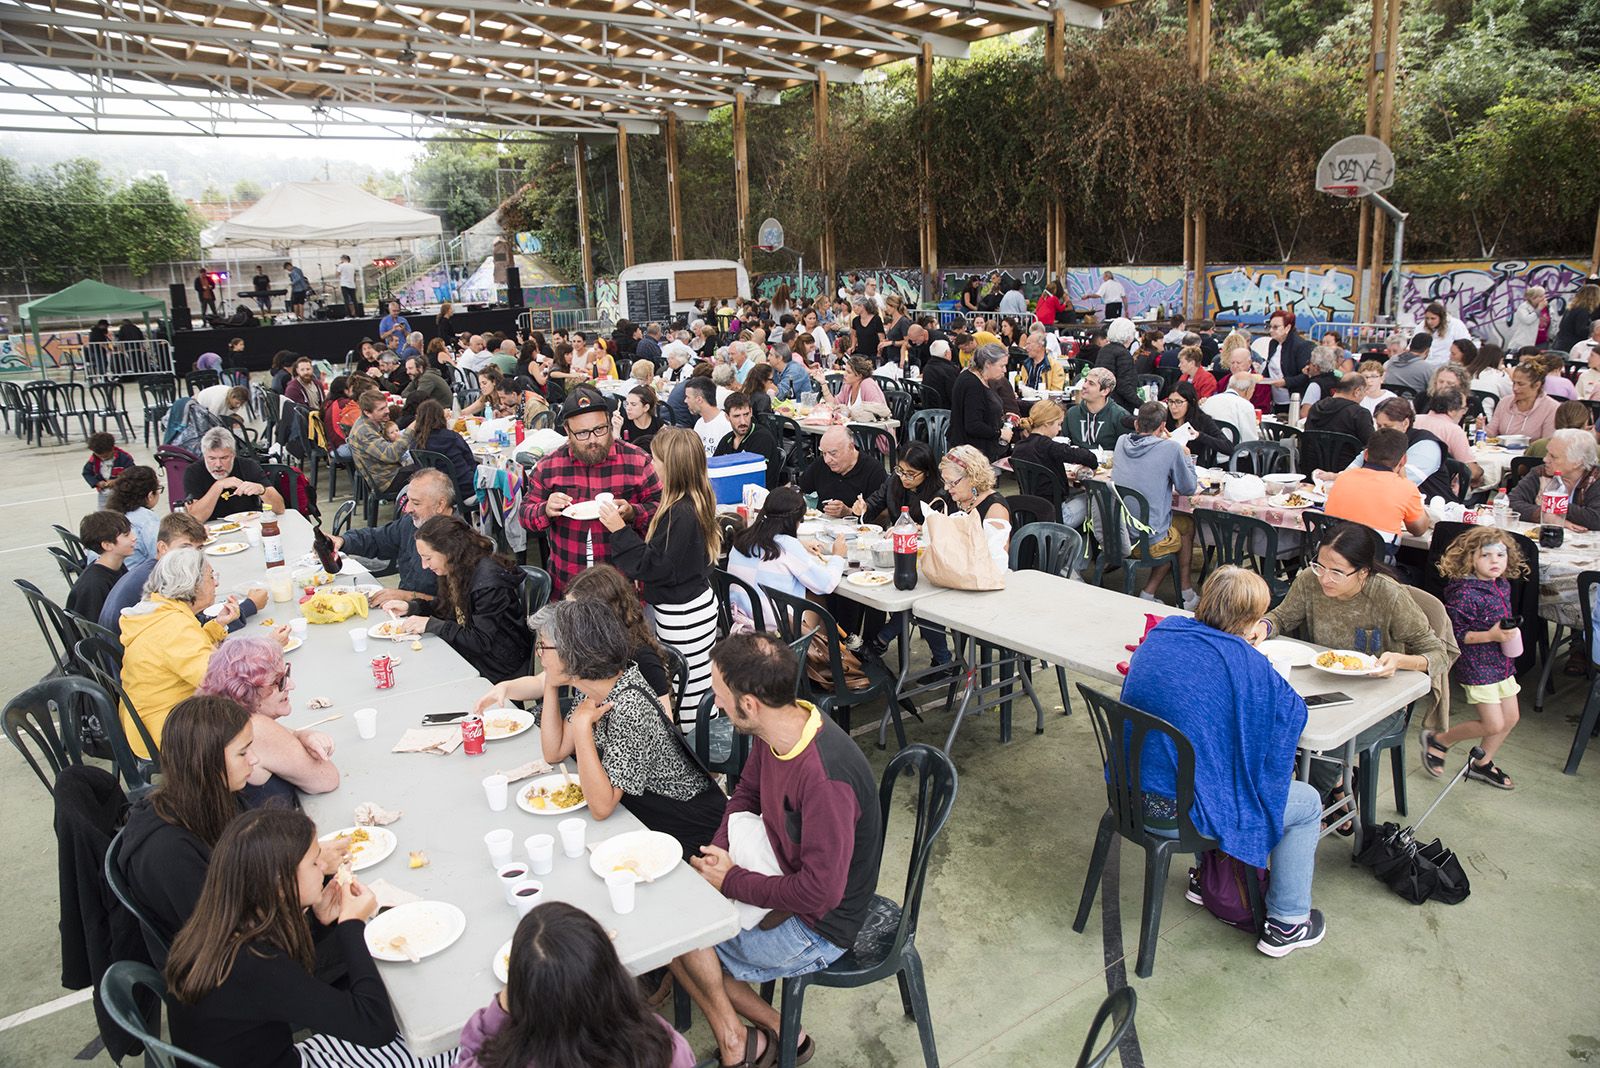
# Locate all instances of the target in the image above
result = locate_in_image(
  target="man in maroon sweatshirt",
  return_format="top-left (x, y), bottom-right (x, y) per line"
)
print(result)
top-left (671, 633), bottom-right (883, 1068)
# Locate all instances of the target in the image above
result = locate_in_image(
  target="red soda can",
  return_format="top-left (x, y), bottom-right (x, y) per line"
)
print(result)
top-left (370, 655), bottom-right (395, 689)
top-left (461, 713), bottom-right (485, 755)
top-left (736, 504), bottom-right (749, 523)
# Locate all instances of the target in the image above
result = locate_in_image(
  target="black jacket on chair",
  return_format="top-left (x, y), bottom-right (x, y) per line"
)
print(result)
top-left (56, 766), bottom-right (152, 1062)
top-left (1094, 342), bottom-right (1141, 412)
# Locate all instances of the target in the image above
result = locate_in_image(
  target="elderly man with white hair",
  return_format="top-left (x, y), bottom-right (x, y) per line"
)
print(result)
top-left (119, 547), bottom-right (291, 759)
top-left (1095, 317), bottom-right (1143, 412)
top-left (182, 426), bottom-right (286, 521)
top-left (661, 329), bottom-right (694, 379)
top-left (1201, 367), bottom-right (1263, 443)
top-left (458, 333), bottom-right (492, 373)
top-left (800, 425), bottom-right (887, 518)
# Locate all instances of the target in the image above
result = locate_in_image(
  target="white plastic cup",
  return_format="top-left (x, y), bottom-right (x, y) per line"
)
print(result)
top-left (288, 617), bottom-right (308, 640)
top-left (482, 773), bottom-right (509, 812)
top-left (353, 707), bottom-right (378, 740)
top-left (496, 862), bottom-right (530, 904)
top-left (524, 833), bottom-right (555, 875)
top-left (557, 818), bottom-right (586, 858)
top-left (349, 628), bottom-right (368, 653)
top-left (605, 870), bottom-right (638, 915)
top-left (1268, 655), bottom-right (1294, 683)
top-left (245, 527), bottom-right (262, 547)
top-left (268, 574), bottom-right (294, 602)
top-left (484, 828), bottom-right (514, 867)
top-left (510, 879), bottom-right (544, 917)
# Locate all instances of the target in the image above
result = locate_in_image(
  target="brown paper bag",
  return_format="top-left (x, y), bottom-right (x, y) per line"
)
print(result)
top-left (920, 500), bottom-right (1006, 590)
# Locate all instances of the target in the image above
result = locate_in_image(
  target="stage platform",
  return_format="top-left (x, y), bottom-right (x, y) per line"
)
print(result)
top-left (172, 306), bottom-right (525, 375)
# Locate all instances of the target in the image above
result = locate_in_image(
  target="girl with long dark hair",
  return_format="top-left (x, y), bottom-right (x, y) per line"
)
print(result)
top-left (1163, 380), bottom-right (1235, 462)
top-left (727, 486), bottom-right (846, 629)
top-left (115, 695), bottom-right (257, 962)
top-left (458, 902), bottom-right (694, 1068)
top-left (388, 515), bottom-right (532, 681)
top-left (409, 398), bottom-right (478, 504)
top-left (165, 808), bottom-right (452, 1068)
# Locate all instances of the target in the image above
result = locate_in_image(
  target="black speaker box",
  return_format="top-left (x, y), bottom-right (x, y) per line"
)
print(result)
top-left (505, 266), bottom-right (524, 308)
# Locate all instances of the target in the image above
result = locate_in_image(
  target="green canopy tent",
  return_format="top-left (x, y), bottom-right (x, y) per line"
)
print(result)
top-left (17, 279), bottom-right (167, 378)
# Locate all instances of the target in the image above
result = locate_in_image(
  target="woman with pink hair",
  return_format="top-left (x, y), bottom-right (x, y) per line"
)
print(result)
top-left (197, 636), bottom-right (339, 806)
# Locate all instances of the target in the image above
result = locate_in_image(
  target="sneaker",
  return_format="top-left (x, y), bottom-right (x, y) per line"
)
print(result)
top-left (1138, 591), bottom-right (1158, 602)
top-left (1256, 909), bottom-right (1326, 958)
top-left (1185, 869), bottom-right (1203, 905)
top-left (844, 634), bottom-right (864, 653)
top-left (1181, 588), bottom-right (1200, 610)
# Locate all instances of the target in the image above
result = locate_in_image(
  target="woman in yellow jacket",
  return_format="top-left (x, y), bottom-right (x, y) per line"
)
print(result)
top-left (119, 547), bottom-right (289, 759)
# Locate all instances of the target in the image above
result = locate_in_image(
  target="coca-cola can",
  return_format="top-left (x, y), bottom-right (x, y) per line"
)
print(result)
top-left (370, 655), bottom-right (395, 689)
top-left (461, 713), bottom-right (485, 755)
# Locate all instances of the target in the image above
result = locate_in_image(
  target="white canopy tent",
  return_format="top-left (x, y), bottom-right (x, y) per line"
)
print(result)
top-left (206, 181), bottom-right (443, 249)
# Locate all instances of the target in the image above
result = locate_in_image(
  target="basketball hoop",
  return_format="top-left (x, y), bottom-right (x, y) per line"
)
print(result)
top-left (756, 217), bottom-right (785, 254)
top-left (1319, 184), bottom-right (1363, 199)
top-left (1315, 135), bottom-right (1395, 200)
top-left (754, 244), bottom-right (781, 254)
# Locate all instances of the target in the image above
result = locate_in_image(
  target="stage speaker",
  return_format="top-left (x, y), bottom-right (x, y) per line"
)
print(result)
top-left (169, 283), bottom-right (193, 331)
top-left (505, 266), bottom-right (524, 308)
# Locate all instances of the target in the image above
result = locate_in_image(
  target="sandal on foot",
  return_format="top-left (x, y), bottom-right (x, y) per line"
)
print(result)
top-left (1321, 788), bottom-right (1355, 837)
top-left (794, 1033), bottom-right (816, 1066)
top-left (1420, 730), bottom-right (1449, 779)
top-left (716, 1025), bottom-right (775, 1068)
top-left (1467, 759), bottom-right (1515, 791)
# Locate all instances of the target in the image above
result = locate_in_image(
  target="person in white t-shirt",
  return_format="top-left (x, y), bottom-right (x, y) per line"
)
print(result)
top-left (336, 254), bottom-right (358, 316)
top-left (685, 377), bottom-right (730, 456)
top-left (1092, 271), bottom-right (1127, 319)
top-left (1200, 373), bottom-right (1261, 444)
top-left (1420, 301), bottom-right (1472, 363)
top-left (1161, 315), bottom-right (1187, 348)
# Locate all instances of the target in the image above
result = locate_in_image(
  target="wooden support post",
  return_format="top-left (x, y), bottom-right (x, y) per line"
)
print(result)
top-left (1193, 0), bottom-right (1211, 320)
top-left (1592, 205), bottom-right (1600, 276)
top-left (1046, 8), bottom-right (1068, 286)
top-left (814, 71), bottom-right (835, 293)
top-left (616, 127), bottom-right (635, 269)
top-left (665, 112), bottom-right (684, 262)
top-left (1355, 0), bottom-right (1386, 320)
top-left (917, 42), bottom-right (936, 303)
top-left (733, 92), bottom-right (750, 272)
top-left (1369, 0), bottom-right (1403, 319)
top-left (573, 140), bottom-right (594, 308)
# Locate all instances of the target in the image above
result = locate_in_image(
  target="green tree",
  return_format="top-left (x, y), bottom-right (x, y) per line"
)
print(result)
top-left (109, 176), bottom-right (202, 274)
top-left (410, 138), bottom-right (515, 232)
top-left (232, 178), bottom-right (264, 203)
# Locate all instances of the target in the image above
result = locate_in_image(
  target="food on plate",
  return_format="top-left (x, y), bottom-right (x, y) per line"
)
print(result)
top-left (524, 782), bottom-right (585, 811)
top-left (1316, 651), bottom-right (1367, 671)
top-left (849, 571), bottom-right (893, 586)
top-left (332, 827), bottom-right (372, 854)
top-left (208, 521), bottom-right (241, 533)
top-left (487, 716), bottom-right (524, 736)
top-left (335, 857), bottom-right (354, 890)
top-left (305, 572), bottom-right (334, 588)
top-left (408, 851), bottom-right (429, 869)
top-left (1283, 493), bottom-right (1310, 507)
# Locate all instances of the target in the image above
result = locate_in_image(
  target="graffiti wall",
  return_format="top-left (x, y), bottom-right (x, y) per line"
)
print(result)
top-left (1397, 259), bottom-right (1588, 347)
top-left (1, 329), bottom-right (86, 371)
top-left (937, 266), bottom-right (1047, 302)
top-left (1064, 267), bottom-right (1186, 322)
top-left (595, 277), bottom-right (621, 322)
top-left (1204, 265), bottom-right (1359, 331)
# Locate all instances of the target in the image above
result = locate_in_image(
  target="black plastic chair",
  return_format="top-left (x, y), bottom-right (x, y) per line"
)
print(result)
top-left (105, 827), bottom-right (175, 965)
top-left (760, 743), bottom-right (957, 1068)
top-left (661, 644), bottom-right (690, 726)
top-left (1075, 987), bottom-right (1138, 1068)
top-left (1298, 429), bottom-right (1365, 475)
top-left (1010, 522), bottom-right (1086, 718)
top-left (1192, 508), bottom-right (1288, 604)
top-left (1258, 421), bottom-right (1302, 447)
top-left (1564, 571), bottom-right (1599, 775)
top-left (690, 691), bottom-right (753, 789)
top-left (1004, 493), bottom-right (1056, 531)
top-left (138, 376), bottom-right (177, 447)
top-left (906, 409), bottom-right (950, 458)
top-left (711, 568), bottom-right (765, 637)
top-left (762, 585), bottom-right (907, 749)
top-left (17, 577), bottom-right (81, 676)
top-left (187, 369), bottom-right (222, 394)
top-left (3, 676), bottom-right (93, 793)
top-left (49, 381), bottom-right (97, 442)
top-left (353, 468), bottom-right (402, 527)
top-left (52, 523), bottom-right (89, 565)
top-left (1228, 440), bottom-right (1291, 476)
top-left (88, 380), bottom-right (136, 441)
top-left (1082, 481), bottom-right (1179, 598)
top-left (99, 960), bottom-right (221, 1068)
top-left (1503, 454), bottom-right (1541, 492)
top-left (1071, 685), bottom-right (1265, 978)
top-left (1011, 457), bottom-right (1067, 520)
top-left (73, 635), bottom-right (161, 787)
top-left (847, 424), bottom-right (894, 472)
top-left (883, 388), bottom-right (916, 441)
top-left (918, 382), bottom-right (947, 410)
top-left (48, 545), bottom-right (86, 587)
top-left (331, 499), bottom-right (357, 537)
top-left (1466, 389), bottom-right (1499, 424)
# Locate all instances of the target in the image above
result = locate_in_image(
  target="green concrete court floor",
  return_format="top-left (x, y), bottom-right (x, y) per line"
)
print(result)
top-left (1, 396), bottom-right (1597, 1067)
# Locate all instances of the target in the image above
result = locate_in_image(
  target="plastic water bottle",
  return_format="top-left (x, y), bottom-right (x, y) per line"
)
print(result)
top-left (892, 507), bottom-right (919, 591)
top-left (1492, 489), bottom-right (1511, 528)
top-left (1474, 415), bottom-right (1487, 445)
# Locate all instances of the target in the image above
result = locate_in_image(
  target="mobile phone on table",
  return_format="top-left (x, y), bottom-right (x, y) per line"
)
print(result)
top-left (1303, 692), bottom-right (1353, 710)
top-left (421, 711), bottom-right (466, 725)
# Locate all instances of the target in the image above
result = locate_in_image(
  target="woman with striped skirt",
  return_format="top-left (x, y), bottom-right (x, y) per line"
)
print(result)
top-left (599, 427), bottom-right (721, 728)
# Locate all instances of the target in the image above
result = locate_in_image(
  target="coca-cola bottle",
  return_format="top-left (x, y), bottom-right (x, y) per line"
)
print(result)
top-left (312, 523), bottom-right (343, 576)
top-left (892, 506), bottom-right (919, 591)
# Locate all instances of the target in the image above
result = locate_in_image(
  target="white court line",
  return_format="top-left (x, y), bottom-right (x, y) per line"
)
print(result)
top-left (0, 541), bottom-right (57, 556)
top-left (0, 988), bottom-right (94, 1033)
top-left (0, 490), bottom-right (94, 509)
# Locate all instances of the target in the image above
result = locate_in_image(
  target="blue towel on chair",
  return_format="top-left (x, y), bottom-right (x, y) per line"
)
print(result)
top-left (1120, 616), bottom-right (1308, 867)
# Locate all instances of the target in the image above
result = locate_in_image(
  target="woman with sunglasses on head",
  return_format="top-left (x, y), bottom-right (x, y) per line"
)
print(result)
top-left (1259, 522), bottom-right (1451, 826)
top-left (165, 808), bottom-right (453, 1068)
top-left (197, 636), bottom-right (339, 805)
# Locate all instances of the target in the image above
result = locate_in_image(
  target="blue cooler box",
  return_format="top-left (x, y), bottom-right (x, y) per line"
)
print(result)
top-left (708, 452), bottom-right (767, 505)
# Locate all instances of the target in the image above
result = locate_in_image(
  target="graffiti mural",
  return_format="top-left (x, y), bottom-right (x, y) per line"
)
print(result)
top-left (751, 271), bottom-right (832, 303)
top-left (595, 277), bottom-right (621, 322)
top-left (1397, 260), bottom-right (1588, 347)
top-left (1065, 267), bottom-right (1185, 321)
top-left (1205, 265), bottom-right (1359, 331)
top-left (512, 231), bottom-right (544, 255)
top-left (937, 266), bottom-right (1047, 302)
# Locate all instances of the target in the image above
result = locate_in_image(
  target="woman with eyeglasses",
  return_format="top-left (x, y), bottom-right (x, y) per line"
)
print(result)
top-left (1162, 381), bottom-right (1235, 464)
top-left (1258, 522), bottom-right (1451, 825)
top-left (850, 441), bottom-right (942, 526)
top-left (1008, 399), bottom-right (1097, 526)
top-left (197, 636), bottom-right (339, 805)
top-left (937, 445), bottom-right (1011, 564)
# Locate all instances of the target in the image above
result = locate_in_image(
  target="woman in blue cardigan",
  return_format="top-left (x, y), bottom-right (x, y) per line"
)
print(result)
top-left (1120, 566), bottom-right (1325, 958)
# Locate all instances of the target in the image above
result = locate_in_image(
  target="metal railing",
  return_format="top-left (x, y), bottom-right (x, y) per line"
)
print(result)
top-left (77, 339), bottom-right (175, 383)
top-left (1309, 321), bottom-right (1406, 352)
top-left (916, 305), bottom-right (1038, 333)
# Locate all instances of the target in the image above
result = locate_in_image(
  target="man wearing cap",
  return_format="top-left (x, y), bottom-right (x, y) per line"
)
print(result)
top-left (521, 386), bottom-right (662, 595)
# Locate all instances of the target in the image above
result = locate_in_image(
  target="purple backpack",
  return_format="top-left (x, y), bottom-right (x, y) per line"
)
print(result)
top-left (1194, 849), bottom-right (1269, 931)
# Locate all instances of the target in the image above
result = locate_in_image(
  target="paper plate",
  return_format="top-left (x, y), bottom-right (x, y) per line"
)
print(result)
top-left (320, 826), bottom-right (397, 872)
top-left (204, 542), bottom-right (249, 556)
top-left (1311, 649), bottom-right (1378, 676)
top-left (365, 901), bottom-right (466, 963)
top-left (368, 619), bottom-right (411, 640)
top-left (847, 570), bottom-right (894, 587)
top-left (563, 500), bottom-right (602, 521)
top-left (589, 829), bottom-right (682, 883)
top-left (1257, 639), bottom-right (1315, 668)
top-left (282, 636), bottom-right (304, 653)
top-left (517, 773), bottom-right (588, 815)
top-left (205, 520), bottom-right (242, 534)
top-left (481, 706), bottom-right (536, 742)
top-left (493, 938), bottom-right (513, 984)
top-left (232, 511), bottom-right (264, 524)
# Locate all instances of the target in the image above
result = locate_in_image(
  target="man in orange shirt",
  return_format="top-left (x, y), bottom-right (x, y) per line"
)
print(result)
top-left (1323, 428), bottom-right (1432, 539)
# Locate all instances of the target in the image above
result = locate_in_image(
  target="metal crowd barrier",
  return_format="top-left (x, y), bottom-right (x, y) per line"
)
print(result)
top-left (77, 339), bottom-right (175, 383)
top-left (1308, 321), bottom-right (1406, 352)
top-left (917, 305), bottom-right (1038, 332)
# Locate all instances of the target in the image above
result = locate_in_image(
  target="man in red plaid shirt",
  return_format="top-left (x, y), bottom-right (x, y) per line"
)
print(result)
top-left (521, 385), bottom-right (662, 595)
